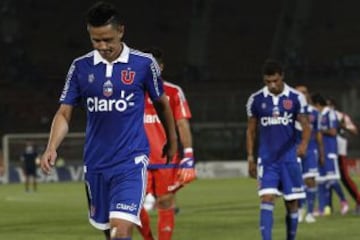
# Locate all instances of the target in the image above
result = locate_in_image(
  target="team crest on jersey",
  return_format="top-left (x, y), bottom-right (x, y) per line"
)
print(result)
top-left (103, 79), bottom-right (113, 97)
top-left (88, 74), bottom-right (95, 83)
top-left (121, 69), bottom-right (136, 85)
top-left (272, 106), bottom-right (280, 117)
top-left (282, 99), bottom-right (293, 110)
top-left (261, 102), bottom-right (266, 109)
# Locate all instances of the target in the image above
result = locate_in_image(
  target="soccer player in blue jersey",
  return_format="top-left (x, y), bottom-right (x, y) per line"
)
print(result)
top-left (0, 148), bottom-right (4, 176)
top-left (40, 2), bottom-right (178, 240)
top-left (246, 59), bottom-right (311, 240)
top-left (295, 86), bottom-right (325, 223)
top-left (311, 93), bottom-right (349, 216)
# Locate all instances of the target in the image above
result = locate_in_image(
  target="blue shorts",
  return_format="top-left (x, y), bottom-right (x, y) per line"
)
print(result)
top-left (85, 154), bottom-right (148, 230)
top-left (258, 159), bottom-right (305, 200)
top-left (317, 152), bottom-right (340, 182)
top-left (300, 148), bottom-right (319, 179)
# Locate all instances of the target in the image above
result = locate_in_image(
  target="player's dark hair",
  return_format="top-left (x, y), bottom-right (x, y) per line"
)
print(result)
top-left (262, 59), bottom-right (284, 76)
top-left (143, 47), bottom-right (164, 65)
top-left (326, 97), bottom-right (337, 108)
top-left (86, 2), bottom-right (123, 27)
top-left (311, 93), bottom-right (327, 106)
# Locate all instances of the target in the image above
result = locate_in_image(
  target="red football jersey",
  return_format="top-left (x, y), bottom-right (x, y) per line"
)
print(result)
top-left (144, 81), bottom-right (192, 165)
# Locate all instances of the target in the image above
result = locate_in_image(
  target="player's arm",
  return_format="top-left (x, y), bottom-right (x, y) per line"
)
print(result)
top-left (246, 116), bottom-right (257, 178)
top-left (153, 94), bottom-right (178, 163)
top-left (297, 113), bottom-right (311, 157)
top-left (176, 118), bottom-right (196, 184)
top-left (40, 104), bottom-right (73, 174)
top-left (342, 114), bottom-right (358, 135)
top-left (321, 127), bottom-right (337, 137)
top-left (316, 131), bottom-right (325, 166)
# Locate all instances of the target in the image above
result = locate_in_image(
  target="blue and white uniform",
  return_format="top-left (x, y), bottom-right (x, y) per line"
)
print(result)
top-left (246, 84), bottom-right (306, 200)
top-left (60, 44), bottom-right (163, 228)
top-left (317, 106), bottom-right (340, 181)
top-left (296, 105), bottom-right (320, 179)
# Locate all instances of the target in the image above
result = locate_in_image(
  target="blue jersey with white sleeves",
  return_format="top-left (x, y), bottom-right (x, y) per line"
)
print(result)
top-left (319, 106), bottom-right (338, 154)
top-left (246, 84), bottom-right (307, 164)
top-left (59, 44), bottom-right (164, 171)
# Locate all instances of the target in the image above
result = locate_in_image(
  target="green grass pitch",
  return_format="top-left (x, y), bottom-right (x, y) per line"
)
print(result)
top-left (0, 178), bottom-right (359, 239)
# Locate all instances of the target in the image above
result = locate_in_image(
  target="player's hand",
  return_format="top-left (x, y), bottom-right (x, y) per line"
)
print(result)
top-left (162, 140), bottom-right (178, 164)
top-left (177, 152), bottom-right (196, 185)
top-left (297, 143), bottom-right (307, 157)
top-left (319, 155), bottom-right (325, 167)
top-left (0, 165), bottom-right (4, 176)
top-left (40, 148), bottom-right (57, 174)
top-left (248, 156), bottom-right (257, 179)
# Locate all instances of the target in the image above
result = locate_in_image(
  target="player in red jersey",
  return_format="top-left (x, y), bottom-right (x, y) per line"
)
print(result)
top-left (138, 47), bottom-right (196, 240)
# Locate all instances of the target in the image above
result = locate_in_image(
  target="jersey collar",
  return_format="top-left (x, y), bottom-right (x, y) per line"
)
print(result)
top-left (322, 106), bottom-right (331, 115)
top-left (93, 43), bottom-right (130, 65)
top-left (263, 83), bottom-right (290, 98)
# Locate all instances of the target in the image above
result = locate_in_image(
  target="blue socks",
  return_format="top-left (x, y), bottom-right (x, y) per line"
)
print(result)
top-left (330, 180), bottom-right (346, 201)
top-left (306, 187), bottom-right (317, 214)
top-left (260, 202), bottom-right (274, 240)
top-left (286, 212), bottom-right (299, 240)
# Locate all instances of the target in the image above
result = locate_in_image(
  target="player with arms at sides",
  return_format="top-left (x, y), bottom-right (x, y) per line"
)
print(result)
top-left (246, 59), bottom-right (310, 240)
top-left (137, 47), bottom-right (195, 240)
top-left (0, 148), bottom-right (4, 177)
top-left (327, 98), bottom-right (360, 213)
top-left (20, 141), bottom-right (39, 192)
top-left (295, 86), bottom-right (325, 223)
top-left (311, 93), bottom-right (348, 216)
top-left (40, 2), bottom-right (177, 240)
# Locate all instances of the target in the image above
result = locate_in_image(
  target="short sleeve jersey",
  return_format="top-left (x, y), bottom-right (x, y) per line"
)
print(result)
top-left (246, 84), bottom-right (307, 164)
top-left (295, 105), bottom-right (320, 150)
top-left (59, 44), bottom-right (164, 171)
top-left (144, 81), bottom-right (192, 165)
top-left (319, 106), bottom-right (338, 154)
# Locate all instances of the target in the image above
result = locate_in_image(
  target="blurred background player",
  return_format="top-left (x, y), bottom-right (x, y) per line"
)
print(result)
top-left (295, 86), bottom-right (325, 223)
top-left (312, 93), bottom-right (349, 216)
top-left (20, 141), bottom-right (39, 192)
top-left (40, 2), bottom-right (178, 240)
top-left (246, 59), bottom-right (310, 240)
top-left (138, 47), bottom-right (196, 240)
top-left (327, 97), bottom-right (360, 213)
top-left (0, 148), bottom-right (4, 176)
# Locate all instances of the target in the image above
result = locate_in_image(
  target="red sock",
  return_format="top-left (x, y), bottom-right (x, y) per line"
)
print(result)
top-left (137, 208), bottom-right (154, 240)
top-left (158, 208), bottom-right (175, 240)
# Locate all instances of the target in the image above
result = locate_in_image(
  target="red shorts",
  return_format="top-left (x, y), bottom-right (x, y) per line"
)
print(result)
top-left (146, 168), bottom-right (178, 197)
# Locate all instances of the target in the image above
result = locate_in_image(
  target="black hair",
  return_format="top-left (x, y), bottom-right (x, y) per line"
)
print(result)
top-left (262, 59), bottom-right (284, 76)
top-left (143, 47), bottom-right (164, 65)
top-left (326, 97), bottom-right (337, 107)
top-left (86, 2), bottom-right (123, 27)
top-left (311, 93), bottom-right (327, 106)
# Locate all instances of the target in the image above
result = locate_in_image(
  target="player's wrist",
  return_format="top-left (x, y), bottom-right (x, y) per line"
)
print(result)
top-left (183, 147), bottom-right (194, 158)
top-left (247, 155), bottom-right (255, 162)
top-left (180, 148), bottom-right (195, 168)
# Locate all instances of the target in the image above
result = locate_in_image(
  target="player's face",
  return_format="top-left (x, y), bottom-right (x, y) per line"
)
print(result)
top-left (263, 73), bottom-right (284, 95)
top-left (88, 24), bottom-right (124, 62)
top-left (296, 86), bottom-right (310, 103)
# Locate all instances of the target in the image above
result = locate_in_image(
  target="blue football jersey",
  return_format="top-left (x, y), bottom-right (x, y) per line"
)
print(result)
top-left (246, 84), bottom-right (307, 164)
top-left (59, 44), bottom-right (164, 171)
top-left (295, 105), bottom-right (320, 149)
top-left (319, 106), bottom-right (338, 154)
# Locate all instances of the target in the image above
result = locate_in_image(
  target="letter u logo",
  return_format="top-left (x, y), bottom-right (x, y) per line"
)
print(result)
top-left (121, 70), bottom-right (136, 85)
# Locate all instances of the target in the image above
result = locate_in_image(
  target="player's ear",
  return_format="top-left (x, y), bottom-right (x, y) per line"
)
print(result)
top-left (117, 25), bottom-right (124, 40)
